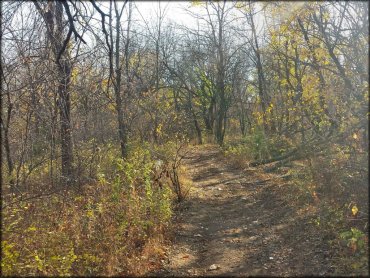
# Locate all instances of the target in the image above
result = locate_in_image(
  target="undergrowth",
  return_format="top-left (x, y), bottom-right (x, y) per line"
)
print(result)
top-left (223, 131), bottom-right (293, 167)
top-left (222, 136), bottom-right (368, 276)
top-left (2, 141), bottom-right (186, 276)
top-left (300, 145), bottom-right (368, 276)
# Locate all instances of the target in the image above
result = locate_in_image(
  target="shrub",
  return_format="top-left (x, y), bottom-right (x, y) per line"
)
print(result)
top-left (1, 142), bottom-right (177, 276)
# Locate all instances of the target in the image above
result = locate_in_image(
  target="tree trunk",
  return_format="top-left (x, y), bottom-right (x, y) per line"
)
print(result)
top-left (193, 112), bottom-right (202, 145)
top-left (214, 4), bottom-right (226, 146)
top-left (57, 59), bottom-right (74, 181)
top-left (2, 92), bottom-right (14, 188)
top-left (32, 1), bottom-right (76, 184)
top-left (111, 0), bottom-right (128, 159)
top-left (248, 3), bottom-right (269, 134)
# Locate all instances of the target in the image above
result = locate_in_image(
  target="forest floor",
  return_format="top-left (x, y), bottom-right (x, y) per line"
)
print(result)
top-left (150, 144), bottom-right (336, 277)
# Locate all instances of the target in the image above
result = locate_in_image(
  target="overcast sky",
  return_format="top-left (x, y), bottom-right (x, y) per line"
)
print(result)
top-left (133, 1), bottom-right (196, 26)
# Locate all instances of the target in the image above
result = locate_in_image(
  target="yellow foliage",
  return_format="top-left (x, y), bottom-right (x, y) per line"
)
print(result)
top-left (190, 0), bottom-right (203, 7)
top-left (351, 205), bottom-right (358, 216)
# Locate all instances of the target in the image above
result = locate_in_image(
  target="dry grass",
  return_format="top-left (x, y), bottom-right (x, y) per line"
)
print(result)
top-left (1, 143), bottom-right (179, 276)
top-left (2, 181), bottom-right (173, 276)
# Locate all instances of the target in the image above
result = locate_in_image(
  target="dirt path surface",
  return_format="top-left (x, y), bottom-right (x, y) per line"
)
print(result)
top-left (153, 145), bottom-right (333, 277)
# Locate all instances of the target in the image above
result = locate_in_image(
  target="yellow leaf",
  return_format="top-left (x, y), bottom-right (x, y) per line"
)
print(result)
top-left (352, 133), bottom-right (358, 140)
top-left (156, 124), bottom-right (163, 135)
top-left (352, 205), bottom-right (358, 216)
top-left (86, 210), bottom-right (94, 218)
top-left (27, 226), bottom-right (37, 232)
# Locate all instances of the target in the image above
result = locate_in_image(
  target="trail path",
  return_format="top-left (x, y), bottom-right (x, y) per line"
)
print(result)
top-left (154, 145), bottom-right (333, 276)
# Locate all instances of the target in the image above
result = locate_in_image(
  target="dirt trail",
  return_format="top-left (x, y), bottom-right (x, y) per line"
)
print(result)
top-left (153, 145), bottom-right (333, 276)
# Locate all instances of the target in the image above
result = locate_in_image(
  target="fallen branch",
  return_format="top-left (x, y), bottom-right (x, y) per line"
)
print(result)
top-left (241, 174), bottom-right (293, 186)
top-left (249, 148), bottom-right (298, 167)
top-left (2, 187), bottom-right (67, 209)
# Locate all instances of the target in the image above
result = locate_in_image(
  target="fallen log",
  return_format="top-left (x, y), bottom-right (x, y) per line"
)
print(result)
top-left (241, 174), bottom-right (294, 186)
top-left (249, 148), bottom-right (298, 167)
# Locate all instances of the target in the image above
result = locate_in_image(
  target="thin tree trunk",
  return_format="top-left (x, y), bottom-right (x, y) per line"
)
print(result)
top-left (2, 91), bottom-right (14, 188)
top-left (57, 58), bottom-right (74, 181)
top-left (215, 3), bottom-right (226, 145)
top-left (249, 4), bottom-right (269, 134)
top-left (111, 0), bottom-right (127, 159)
top-left (54, 2), bottom-right (74, 182)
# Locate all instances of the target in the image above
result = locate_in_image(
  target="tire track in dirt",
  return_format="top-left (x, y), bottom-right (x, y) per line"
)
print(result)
top-left (152, 145), bottom-right (333, 277)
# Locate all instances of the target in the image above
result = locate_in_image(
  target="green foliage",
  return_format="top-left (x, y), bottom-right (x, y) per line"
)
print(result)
top-left (1, 241), bottom-right (20, 274)
top-left (223, 130), bottom-right (293, 162)
top-left (340, 228), bottom-right (367, 254)
top-left (223, 142), bottom-right (252, 160)
top-left (250, 129), bottom-right (270, 160)
top-left (1, 142), bottom-right (178, 276)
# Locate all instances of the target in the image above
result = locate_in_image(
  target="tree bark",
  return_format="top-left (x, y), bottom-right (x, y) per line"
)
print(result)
top-left (2, 90), bottom-right (14, 188)
top-left (34, 1), bottom-right (75, 183)
top-left (214, 2), bottom-right (227, 145)
top-left (110, 0), bottom-right (128, 159)
top-left (57, 59), bottom-right (74, 181)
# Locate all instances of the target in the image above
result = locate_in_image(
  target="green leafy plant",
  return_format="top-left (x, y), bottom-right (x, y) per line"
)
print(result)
top-left (340, 228), bottom-right (367, 254)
